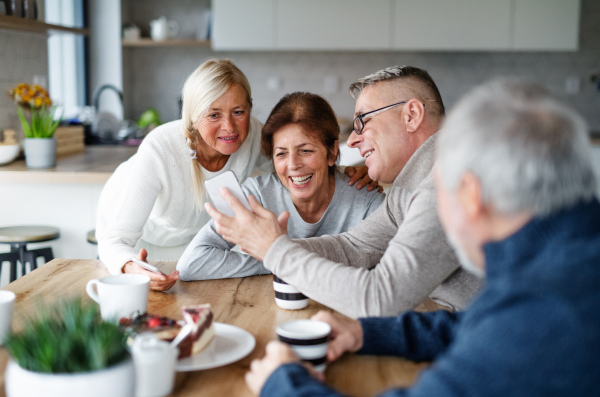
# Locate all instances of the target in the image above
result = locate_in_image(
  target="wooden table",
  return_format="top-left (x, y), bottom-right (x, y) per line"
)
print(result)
top-left (0, 259), bottom-right (433, 397)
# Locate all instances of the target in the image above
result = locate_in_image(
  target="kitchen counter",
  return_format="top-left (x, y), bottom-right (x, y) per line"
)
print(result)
top-left (0, 145), bottom-right (138, 270)
top-left (0, 145), bottom-right (138, 184)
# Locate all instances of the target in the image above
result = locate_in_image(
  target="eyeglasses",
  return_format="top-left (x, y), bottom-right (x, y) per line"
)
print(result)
top-left (353, 100), bottom-right (424, 135)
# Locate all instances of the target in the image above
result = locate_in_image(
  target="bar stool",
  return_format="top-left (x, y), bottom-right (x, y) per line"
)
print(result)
top-left (0, 226), bottom-right (60, 282)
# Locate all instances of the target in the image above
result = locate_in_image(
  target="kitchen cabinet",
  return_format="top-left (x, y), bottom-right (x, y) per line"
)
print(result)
top-left (212, 0), bottom-right (580, 51)
top-left (212, 0), bottom-right (275, 50)
top-left (393, 0), bottom-right (511, 50)
top-left (513, 0), bottom-right (580, 51)
top-left (277, 0), bottom-right (391, 50)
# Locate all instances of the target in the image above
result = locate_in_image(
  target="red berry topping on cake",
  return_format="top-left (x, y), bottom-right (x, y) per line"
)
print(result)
top-left (147, 317), bottom-right (161, 328)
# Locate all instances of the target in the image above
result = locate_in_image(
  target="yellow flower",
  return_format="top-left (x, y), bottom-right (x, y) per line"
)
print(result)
top-left (8, 82), bottom-right (53, 110)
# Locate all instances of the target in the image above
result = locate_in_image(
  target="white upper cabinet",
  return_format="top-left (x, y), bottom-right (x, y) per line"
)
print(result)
top-left (212, 0), bottom-right (580, 51)
top-left (277, 0), bottom-right (391, 50)
top-left (212, 0), bottom-right (275, 50)
top-left (393, 0), bottom-right (512, 50)
top-left (513, 0), bottom-right (580, 51)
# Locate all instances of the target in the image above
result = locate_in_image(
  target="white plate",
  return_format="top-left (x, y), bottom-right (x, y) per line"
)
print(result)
top-left (176, 323), bottom-right (255, 372)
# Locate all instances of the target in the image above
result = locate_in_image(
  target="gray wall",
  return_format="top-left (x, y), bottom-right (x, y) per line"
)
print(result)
top-left (122, 0), bottom-right (600, 131)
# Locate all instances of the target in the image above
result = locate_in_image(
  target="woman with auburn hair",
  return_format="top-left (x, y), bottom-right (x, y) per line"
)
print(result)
top-left (177, 92), bottom-right (384, 280)
top-left (97, 60), bottom-right (375, 291)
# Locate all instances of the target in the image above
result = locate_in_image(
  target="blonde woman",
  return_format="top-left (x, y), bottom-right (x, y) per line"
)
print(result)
top-left (96, 58), bottom-right (374, 291)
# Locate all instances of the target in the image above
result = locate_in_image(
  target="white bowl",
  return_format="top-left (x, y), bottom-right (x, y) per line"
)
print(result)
top-left (0, 144), bottom-right (20, 165)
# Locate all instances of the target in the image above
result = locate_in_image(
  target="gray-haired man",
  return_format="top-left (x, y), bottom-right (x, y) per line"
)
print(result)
top-left (246, 79), bottom-right (600, 396)
top-left (206, 66), bottom-right (482, 317)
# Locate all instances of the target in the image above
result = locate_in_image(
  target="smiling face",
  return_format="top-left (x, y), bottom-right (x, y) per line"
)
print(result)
top-left (272, 124), bottom-right (336, 204)
top-left (194, 84), bottom-right (251, 158)
top-left (347, 83), bottom-right (420, 184)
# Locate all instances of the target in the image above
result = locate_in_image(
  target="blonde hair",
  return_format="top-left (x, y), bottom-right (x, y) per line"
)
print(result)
top-left (181, 58), bottom-right (252, 210)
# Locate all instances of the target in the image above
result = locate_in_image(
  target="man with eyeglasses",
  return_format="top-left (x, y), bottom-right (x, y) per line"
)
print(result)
top-left (206, 66), bottom-right (482, 317)
top-left (245, 78), bottom-right (600, 397)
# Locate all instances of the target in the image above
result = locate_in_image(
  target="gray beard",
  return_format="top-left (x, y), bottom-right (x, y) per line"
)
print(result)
top-left (447, 236), bottom-right (485, 278)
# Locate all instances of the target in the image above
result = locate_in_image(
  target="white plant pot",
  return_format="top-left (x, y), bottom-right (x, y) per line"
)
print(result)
top-left (23, 137), bottom-right (56, 169)
top-left (5, 359), bottom-right (135, 397)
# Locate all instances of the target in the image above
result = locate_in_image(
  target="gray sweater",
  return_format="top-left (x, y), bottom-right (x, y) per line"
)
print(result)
top-left (177, 170), bottom-right (385, 280)
top-left (263, 134), bottom-right (483, 318)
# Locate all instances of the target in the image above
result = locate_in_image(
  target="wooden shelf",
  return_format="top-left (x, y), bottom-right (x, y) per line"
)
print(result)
top-left (122, 38), bottom-right (211, 47)
top-left (0, 14), bottom-right (88, 35)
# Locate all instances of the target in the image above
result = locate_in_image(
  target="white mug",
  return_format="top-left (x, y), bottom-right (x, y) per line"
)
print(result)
top-left (0, 290), bottom-right (16, 345)
top-left (132, 334), bottom-right (178, 397)
top-left (150, 16), bottom-right (179, 41)
top-left (273, 275), bottom-right (309, 310)
top-left (276, 320), bottom-right (331, 372)
top-left (86, 274), bottom-right (150, 322)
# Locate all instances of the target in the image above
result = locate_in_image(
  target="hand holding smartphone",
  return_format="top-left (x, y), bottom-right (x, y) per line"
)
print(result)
top-left (205, 171), bottom-right (252, 217)
top-left (131, 257), bottom-right (164, 275)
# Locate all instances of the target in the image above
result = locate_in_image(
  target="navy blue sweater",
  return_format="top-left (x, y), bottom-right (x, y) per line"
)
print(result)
top-left (262, 199), bottom-right (600, 396)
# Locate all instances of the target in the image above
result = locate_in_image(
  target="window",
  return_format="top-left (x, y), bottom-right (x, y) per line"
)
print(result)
top-left (45, 0), bottom-right (86, 120)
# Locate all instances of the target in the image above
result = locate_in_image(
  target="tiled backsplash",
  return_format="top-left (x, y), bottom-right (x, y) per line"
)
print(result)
top-left (0, 32), bottom-right (48, 135)
top-left (124, 48), bottom-right (600, 130)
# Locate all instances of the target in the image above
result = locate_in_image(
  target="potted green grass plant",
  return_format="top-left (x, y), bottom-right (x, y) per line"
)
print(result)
top-left (8, 83), bottom-right (61, 168)
top-left (3, 298), bottom-right (134, 397)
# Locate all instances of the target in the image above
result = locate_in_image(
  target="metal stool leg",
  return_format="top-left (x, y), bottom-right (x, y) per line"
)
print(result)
top-left (21, 250), bottom-right (37, 274)
top-left (11, 243), bottom-right (30, 278)
top-left (29, 247), bottom-right (54, 270)
top-left (0, 251), bottom-right (20, 283)
top-left (9, 243), bottom-right (27, 281)
top-left (8, 243), bottom-right (54, 278)
top-left (10, 254), bottom-right (18, 282)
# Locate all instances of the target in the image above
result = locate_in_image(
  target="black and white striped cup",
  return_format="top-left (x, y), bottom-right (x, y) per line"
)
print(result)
top-left (276, 319), bottom-right (331, 372)
top-left (273, 275), bottom-right (309, 310)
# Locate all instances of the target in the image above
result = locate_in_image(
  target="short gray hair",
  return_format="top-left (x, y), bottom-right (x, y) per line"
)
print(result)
top-left (349, 65), bottom-right (445, 118)
top-left (437, 79), bottom-right (597, 216)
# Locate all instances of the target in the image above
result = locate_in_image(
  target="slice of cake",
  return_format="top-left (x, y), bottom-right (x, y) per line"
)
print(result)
top-left (119, 304), bottom-right (215, 358)
top-left (182, 304), bottom-right (215, 356)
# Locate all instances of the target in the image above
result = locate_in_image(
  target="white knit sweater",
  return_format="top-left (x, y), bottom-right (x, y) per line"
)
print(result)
top-left (96, 117), bottom-right (270, 274)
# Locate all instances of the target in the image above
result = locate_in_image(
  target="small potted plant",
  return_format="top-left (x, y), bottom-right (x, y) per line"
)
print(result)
top-left (3, 298), bottom-right (134, 397)
top-left (7, 83), bottom-right (61, 168)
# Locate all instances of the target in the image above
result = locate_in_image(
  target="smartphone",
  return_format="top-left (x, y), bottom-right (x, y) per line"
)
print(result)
top-left (205, 170), bottom-right (252, 217)
top-left (131, 258), bottom-right (164, 275)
